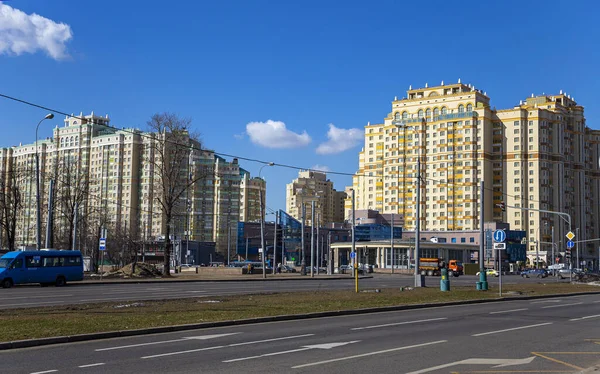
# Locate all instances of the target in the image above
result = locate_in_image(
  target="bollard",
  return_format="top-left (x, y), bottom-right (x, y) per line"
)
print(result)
top-left (195, 266), bottom-right (198, 274)
top-left (440, 268), bottom-right (450, 292)
top-left (478, 271), bottom-right (489, 291)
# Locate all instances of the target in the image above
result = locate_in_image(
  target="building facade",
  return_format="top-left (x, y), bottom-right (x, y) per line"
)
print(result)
top-left (286, 170), bottom-right (344, 227)
top-left (0, 113), bottom-right (263, 260)
top-left (348, 81), bottom-right (600, 268)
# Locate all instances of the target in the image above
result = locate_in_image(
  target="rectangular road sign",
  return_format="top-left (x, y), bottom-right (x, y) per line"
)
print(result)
top-left (493, 242), bottom-right (506, 250)
top-left (99, 238), bottom-right (106, 251)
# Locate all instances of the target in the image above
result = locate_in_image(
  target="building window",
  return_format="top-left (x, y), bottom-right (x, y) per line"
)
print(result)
top-left (433, 108), bottom-right (439, 117)
top-left (426, 108), bottom-right (431, 118)
top-left (441, 107), bottom-right (447, 115)
top-left (467, 104), bottom-right (473, 112)
top-left (402, 111), bottom-right (408, 120)
top-left (458, 104), bottom-right (464, 113)
top-left (418, 109), bottom-right (424, 118)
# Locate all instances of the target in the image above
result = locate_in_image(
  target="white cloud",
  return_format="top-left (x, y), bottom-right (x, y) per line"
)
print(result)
top-left (0, 3), bottom-right (73, 60)
top-left (311, 164), bottom-right (330, 172)
top-left (246, 120), bottom-right (311, 149)
top-left (316, 124), bottom-right (363, 155)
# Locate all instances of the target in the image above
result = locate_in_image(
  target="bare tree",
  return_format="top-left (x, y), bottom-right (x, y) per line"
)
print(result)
top-left (0, 165), bottom-right (28, 250)
top-left (145, 112), bottom-right (205, 276)
top-left (50, 152), bottom-right (90, 250)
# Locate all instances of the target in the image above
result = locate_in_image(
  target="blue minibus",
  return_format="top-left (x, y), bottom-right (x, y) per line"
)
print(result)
top-left (0, 250), bottom-right (84, 288)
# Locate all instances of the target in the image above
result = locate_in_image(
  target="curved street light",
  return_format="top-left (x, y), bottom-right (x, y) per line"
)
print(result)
top-left (35, 113), bottom-right (54, 249)
top-left (259, 162), bottom-right (274, 278)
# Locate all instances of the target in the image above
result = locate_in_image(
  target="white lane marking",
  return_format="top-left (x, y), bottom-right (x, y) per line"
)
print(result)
top-left (351, 317), bottom-right (447, 330)
top-left (78, 363), bottom-right (105, 368)
top-left (570, 314), bottom-right (600, 321)
top-left (228, 334), bottom-right (314, 347)
top-left (531, 299), bottom-right (562, 304)
top-left (291, 340), bottom-right (447, 369)
top-left (489, 308), bottom-right (528, 314)
top-left (225, 347), bottom-right (312, 362)
top-left (472, 322), bottom-right (552, 336)
top-left (224, 341), bottom-right (360, 363)
top-left (405, 356), bottom-right (536, 374)
top-left (1, 295), bottom-right (73, 300)
top-left (593, 300), bottom-right (600, 303)
top-left (142, 334), bottom-right (314, 359)
top-left (2, 301), bottom-right (65, 307)
top-left (30, 370), bottom-right (58, 374)
top-left (96, 333), bottom-right (239, 351)
top-left (542, 302), bottom-right (583, 309)
top-left (142, 345), bottom-right (225, 359)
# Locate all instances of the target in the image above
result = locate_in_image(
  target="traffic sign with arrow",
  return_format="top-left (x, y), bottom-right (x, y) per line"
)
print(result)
top-left (493, 230), bottom-right (506, 243)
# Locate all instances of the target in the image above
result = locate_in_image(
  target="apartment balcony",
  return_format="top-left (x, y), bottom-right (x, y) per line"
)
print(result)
top-left (392, 111), bottom-right (477, 126)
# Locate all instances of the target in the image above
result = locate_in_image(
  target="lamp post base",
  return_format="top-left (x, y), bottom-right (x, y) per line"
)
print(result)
top-left (415, 274), bottom-right (425, 287)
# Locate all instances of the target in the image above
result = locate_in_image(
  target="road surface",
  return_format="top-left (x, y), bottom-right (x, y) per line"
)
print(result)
top-left (0, 273), bottom-right (564, 309)
top-left (1, 293), bottom-right (598, 373)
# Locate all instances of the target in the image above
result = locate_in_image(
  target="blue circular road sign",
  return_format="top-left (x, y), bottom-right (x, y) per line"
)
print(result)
top-left (493, 230), bottom-right (506, 243)
top-left (567, 240), bottom-right (574, 249)
top-left (350, 252), bottom-right (356, 259)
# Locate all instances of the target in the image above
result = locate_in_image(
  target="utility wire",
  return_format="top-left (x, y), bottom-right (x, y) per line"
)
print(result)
top-left (0, 92), bottom-right (571, 209)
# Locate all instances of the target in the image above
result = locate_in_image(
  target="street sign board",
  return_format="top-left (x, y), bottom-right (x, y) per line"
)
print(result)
top-left (99, 238), bottom-right (106, 251)
top-left (493, 242), bottom-right (506, 250)
top-left (493, 230), bottom-right (506, 243)
top-left (350, 252), bottom-right (356, 259)
top-left (566, 231), bottom-right (575, 241)
top-left (567, 240), bottom-right (574, 249)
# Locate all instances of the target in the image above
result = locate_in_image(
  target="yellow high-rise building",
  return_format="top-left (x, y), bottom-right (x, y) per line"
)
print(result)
top-left (348, 81), bottom-right (600, 268)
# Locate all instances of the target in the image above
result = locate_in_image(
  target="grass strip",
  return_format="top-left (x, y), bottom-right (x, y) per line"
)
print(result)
top-left (0, 283), bottom-right (597, 342)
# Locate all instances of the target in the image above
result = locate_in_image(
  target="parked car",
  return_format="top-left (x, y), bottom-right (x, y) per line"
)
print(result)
top-left (476, 268), bottom-right (499, 277)
top-left (555, 268), bottom-right (581, 279)
top-left (521, 269), bottom-right (548, 278)
top-left (281, 265), bottom-right (296, 273)
top-left (335, 265), bottom-right (365, 275)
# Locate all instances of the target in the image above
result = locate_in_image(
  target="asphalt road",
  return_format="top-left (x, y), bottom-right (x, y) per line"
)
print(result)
top-left (0, 273), bottom-right (567, 309)
top-left (1, 293), bottom-right (599, 374)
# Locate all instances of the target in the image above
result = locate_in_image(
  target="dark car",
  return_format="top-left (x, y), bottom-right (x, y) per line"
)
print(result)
top-left (521, 269), bottom-right (548, 278)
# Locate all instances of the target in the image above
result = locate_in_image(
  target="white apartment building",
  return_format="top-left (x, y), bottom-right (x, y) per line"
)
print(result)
top-left (0, 112), bottom-right (263, 258)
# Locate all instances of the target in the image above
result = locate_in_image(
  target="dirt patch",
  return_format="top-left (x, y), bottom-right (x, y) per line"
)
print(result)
top-left (101, 262), bottom-right (163, 278)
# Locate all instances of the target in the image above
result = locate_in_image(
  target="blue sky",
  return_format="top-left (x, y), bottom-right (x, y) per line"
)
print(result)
top-left (0, 0), bottom-right (598, 213)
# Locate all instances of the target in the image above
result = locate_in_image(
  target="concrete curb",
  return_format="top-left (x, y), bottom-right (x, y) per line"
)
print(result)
top-left (74, 275), bottom-right (371, 286)
top-left (1, 290), bottom-right (599, 351)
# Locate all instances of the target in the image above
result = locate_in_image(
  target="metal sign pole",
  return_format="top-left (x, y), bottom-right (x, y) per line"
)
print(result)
top-left (498, 244), bottom-right (502, 297)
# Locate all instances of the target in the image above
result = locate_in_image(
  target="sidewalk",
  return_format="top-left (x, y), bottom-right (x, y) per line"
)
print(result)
top-left (81, 271), bottom-right (367, 284)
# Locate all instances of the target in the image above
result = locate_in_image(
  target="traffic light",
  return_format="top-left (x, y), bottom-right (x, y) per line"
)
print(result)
top-left (496, 202), bottom-right (506, 211)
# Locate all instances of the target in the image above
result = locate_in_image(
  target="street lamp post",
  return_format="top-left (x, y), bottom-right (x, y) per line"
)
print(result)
top-left (393, 118), bottom-right (424, 287)
top-left (35, 113), bottom-right (54, 250)
top-left (259, 162), bottom-right (274, 279)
